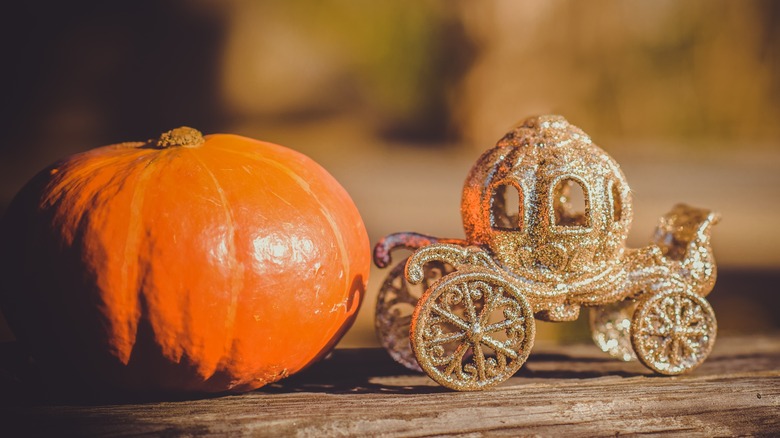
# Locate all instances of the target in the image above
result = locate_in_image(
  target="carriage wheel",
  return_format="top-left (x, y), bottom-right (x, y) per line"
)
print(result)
top-left (589, 299), bottom-right (637, 362)
top-left (375, 258), bottom-right (454, 372)
top-left (410, 270), bottom-right (535, 391)
top-left (631, 289), bottom-right (717, 375)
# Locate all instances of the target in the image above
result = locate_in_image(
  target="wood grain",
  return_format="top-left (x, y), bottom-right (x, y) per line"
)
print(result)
top-left (1, 335), bottom-right (778, 437)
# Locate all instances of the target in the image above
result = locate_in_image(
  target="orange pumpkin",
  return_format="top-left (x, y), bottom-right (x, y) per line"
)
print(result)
top-left (0, 127), bottom-right (369, 394)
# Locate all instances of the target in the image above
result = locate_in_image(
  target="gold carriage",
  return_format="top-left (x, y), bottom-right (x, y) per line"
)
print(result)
top-left (374, 115), bottom-right (720, 391)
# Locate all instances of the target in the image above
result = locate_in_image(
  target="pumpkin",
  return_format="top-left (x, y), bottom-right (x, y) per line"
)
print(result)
top-left (0, 127), bottom-right (369, 394)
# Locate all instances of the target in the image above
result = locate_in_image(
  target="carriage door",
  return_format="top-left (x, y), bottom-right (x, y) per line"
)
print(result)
top-left (486, 180), bottom-right (526, 270)
top-left (544, 176), bottom-right (598, 275)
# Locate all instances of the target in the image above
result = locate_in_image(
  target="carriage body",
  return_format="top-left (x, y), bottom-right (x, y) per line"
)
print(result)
top-left (374, 116), bottom-right (719, 390)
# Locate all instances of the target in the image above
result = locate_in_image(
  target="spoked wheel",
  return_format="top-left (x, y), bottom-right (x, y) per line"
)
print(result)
top-left (589, 299), bottom-right (637, 362)
top-left (410, 270), bottom-right (535, 391)
top-left (631, 288), bottom-right (717, 375)
top-left (375, 258), bottom-right (454, 372)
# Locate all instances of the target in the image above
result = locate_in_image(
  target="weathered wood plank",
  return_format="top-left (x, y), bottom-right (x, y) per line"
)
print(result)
top-left (1, 335), bottom-right (778, 437)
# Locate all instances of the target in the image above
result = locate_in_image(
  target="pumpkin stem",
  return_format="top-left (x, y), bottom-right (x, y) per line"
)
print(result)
top-left (155, 127), bottom-right (205, 149)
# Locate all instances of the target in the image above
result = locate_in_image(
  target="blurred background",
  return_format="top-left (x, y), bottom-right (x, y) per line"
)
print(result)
top-left (0, 0), bottom-right (778, 347)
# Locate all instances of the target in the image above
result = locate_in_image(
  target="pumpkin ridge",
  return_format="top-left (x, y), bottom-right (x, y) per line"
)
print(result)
top-left (113, 152), bottom-right (165, 363)
top-left (54, 153), bottom-right (154, 321)
top-left (44, 151), bottom-right (148, 238)
top-left (185, 148), bottom-right (244, 377)
top-left (133, 152), bottom-right (187, 365)
top-left (38, 152), bottom-right (154, 365)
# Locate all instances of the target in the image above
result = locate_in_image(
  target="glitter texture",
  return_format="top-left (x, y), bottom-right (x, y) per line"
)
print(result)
top-left (373, 115), bottom-right (719, 390)
top-left (589, 299), bottom-right (637, 362)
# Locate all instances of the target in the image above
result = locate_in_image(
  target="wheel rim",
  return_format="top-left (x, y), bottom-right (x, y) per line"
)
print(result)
top-left (375, 259), bottom-right (454, 372)
top-left (632, 289), bottom-right (717, 375)
top-left (590, 300), bottom-right (637, 362)
top-left (411, 270), bottom-right (534, 390)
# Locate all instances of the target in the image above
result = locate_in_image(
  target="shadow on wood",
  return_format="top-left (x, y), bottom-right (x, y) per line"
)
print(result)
top-left (0, 335), bottom-right (778, 436)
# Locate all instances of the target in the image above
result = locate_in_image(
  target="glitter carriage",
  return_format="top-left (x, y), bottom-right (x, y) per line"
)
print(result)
top-left (374, 115), bottom-right (720, 391)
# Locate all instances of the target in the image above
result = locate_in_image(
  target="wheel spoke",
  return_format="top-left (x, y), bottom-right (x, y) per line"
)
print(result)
top-left (484, 318), bottom-right (515, 334)
top-left (679, 302), bottom-right (696, 326)
top-left (431, 303), bottom-right (471, 332)
top-left (673, 295), bottom-right (682, 326)
top-left (478, 286), bottom-right (501, 326)
top-left (670, 337), bottom-right (682, 365)
top-left (461, 283), bottom-right (479, 324)
top-left (657, 336), bottom-right (672, 360)
top-left (443, 342), bottom-right (470, 376)
top-left (658, 306), bottom-right (675, 328)
top-left (473, 342), bottom-right (487, 381)
top-left (425, 331), bottom-right (467, 346)
top-left (684, 311), bottom-right (703, 328)
top-left (683, 326), bottom-right (709, 337)
top-left (639, 327), bottom-right (667, 337)
top-left (479, 335), bottom-right (519, 359)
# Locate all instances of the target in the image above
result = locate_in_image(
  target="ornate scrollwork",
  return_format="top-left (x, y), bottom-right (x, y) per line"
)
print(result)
top-left (411, 270), bottom-right (534, 391)
top-left (405, 244), bottom-right (494, 285)
top-left (375, 258), bottom-right (454, 372)
top-left (631, 289), bottom-right (717, 375)
top-left (373, 117), bottom-right (721, 390)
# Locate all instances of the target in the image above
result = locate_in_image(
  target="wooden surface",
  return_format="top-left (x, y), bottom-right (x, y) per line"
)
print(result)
top-left (1, 335), bottom-right (778, 437)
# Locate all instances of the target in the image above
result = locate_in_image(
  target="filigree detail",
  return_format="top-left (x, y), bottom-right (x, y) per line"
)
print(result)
top-left (631, 289), bottom-right (717, 375)
top-left (374, 115), bottom-right (720, 390)
top-left (405, 244), bottom-right (496, 285)
top-left (411, 270), bottom-right (534, 391)
top-left (375, 258), bottom-right (454, 372)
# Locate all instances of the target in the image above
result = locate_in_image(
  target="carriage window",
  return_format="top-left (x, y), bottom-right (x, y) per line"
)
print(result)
top-left (491, 183), bottom-right (522, 231)
top-left (611, 181), bottom-right (623, 222)
top-left (553, 178), bottom-right (589, 227)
